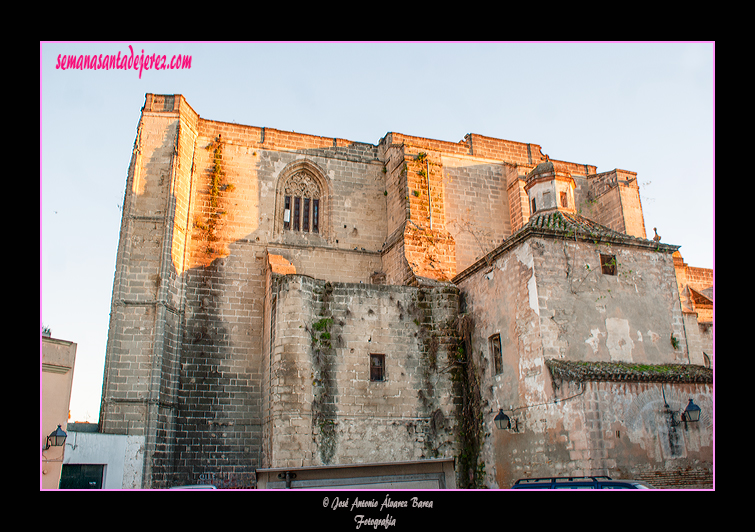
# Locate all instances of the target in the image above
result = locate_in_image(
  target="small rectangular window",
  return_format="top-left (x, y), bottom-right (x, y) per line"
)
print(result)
top-left (490, 334), bottom-right (502, 374)
top-left (312, 199), bottom-right (319, 233)
top-left (531, 198), bottom-right (537, 213)
top-left (560, 191), bottom-right (568, 208)
top-left (370, 354), bottom-right (385, 382)
top-left (600, 254), bottom-right (617, 275)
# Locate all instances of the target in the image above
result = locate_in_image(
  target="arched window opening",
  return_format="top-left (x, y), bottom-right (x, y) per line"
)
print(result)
top-left (283, 171), bottom-right (321, 234)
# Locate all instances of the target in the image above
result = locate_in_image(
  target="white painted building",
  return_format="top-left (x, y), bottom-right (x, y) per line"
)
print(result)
top-left (61, 423), bottom-right (144, 489)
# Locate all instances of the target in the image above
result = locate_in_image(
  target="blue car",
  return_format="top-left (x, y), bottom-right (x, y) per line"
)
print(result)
top-left (512, 476), bottom-right (653, 489)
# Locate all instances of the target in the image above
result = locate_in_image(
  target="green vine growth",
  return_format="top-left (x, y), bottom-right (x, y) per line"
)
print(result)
top-left (670, 334), bottom-right (680, 350)
top-left (451, 313), bottom-right (486, 488)
top-left (195, 135), bottom-right (234, 257)
top-left (310, 282), bottom-right (338, 464)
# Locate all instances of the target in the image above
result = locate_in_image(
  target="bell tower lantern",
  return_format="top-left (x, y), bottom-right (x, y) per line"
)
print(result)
top-left (524, 158), bottom-right (576, 215)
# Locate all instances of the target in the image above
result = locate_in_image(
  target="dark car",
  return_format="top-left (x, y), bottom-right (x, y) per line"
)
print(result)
top-left (511, 476), bottom-right (653, 489)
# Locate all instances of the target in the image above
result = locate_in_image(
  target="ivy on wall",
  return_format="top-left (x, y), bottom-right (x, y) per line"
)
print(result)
top-left (194, 135), bottom-right (235, 258)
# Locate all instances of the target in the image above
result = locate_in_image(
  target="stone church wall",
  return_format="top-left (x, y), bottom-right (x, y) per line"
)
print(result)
top-left (100, 94), bottom-right (712, 488)
top-left (264, 274), bottom-right (460, 471)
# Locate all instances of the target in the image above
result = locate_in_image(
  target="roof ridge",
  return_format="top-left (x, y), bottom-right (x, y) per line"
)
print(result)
top-left (525, 210), bottom-right (668, 247)
top-left (452, 208), bottom-right (680, 285)
top-left (546, 359), bottom-right (713, 383)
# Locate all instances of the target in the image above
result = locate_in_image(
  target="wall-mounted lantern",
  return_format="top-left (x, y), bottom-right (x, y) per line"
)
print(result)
top-left (681, 399), bottom-right (701, 423)
top-left (43, 425), bottom-right (67, 450)
top-left (494, 409), bottom-right (521, 432)
top-left (662, 385), bottom-right (703, 427)
top-left (494, 409), bottom-right (511, 430)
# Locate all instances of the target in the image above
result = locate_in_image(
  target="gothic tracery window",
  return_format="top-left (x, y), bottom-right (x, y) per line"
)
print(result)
top-left (283, 171), bottom-right (321, 234)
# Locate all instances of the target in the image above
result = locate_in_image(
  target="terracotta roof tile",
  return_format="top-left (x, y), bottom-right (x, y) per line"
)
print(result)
top-left (546, 359), bottom-right (713, 383)
top-left (453, 210), bottom-right (679, 284)
top-left (525, 210), bottom-right (651, 247)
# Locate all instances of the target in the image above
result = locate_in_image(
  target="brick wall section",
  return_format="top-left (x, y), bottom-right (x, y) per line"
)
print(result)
top-left (385, 131), bottom-right (547, 164)
top-left (672, 252), bottom-right (714, 366)
top-left (402, 147), bottom-right (455, 282)
top-left (196, 118), bottom-right (379, 158)
top-left (686, 266), bottom-right (713, 292)
top-left (379, 139), bottom-right (419, 285)
top-left (580, 169), bottom-right (646, 238)
top-left (675, 253), bottom-right (714, 295)
top-left (170, 100), bottom-right (200, 277)
top-left (170, 244), bottom-right (266, 488)
top-left (148, 97), bottom-right (198, 476)
top-left (268, 245), bottom-right (382, 284)
top-left (384, 132), bottom-right (471, 159)
top-left (160, 113), bottom-right (389, 485)
top-left (443, 155), bottom-right (510, 271)
top-left (381, 233), bottom-right (413, 287)
top-left (101, 96), bottom-right (207, 486)
top-left (185, 121), bottom-right (387, 268)
top-left (467, 134), bottom-right (537, 165)
top-left (100, 110), bottom-right (182, 439)
top-left (506, 170), bottom-right (529, 233)
top-left (617, 179), bottom-right (647, 239)
top-left (583, 187), bottom-right (618, 234)
top-left (403, 226), bottom-right (456, 283)
top-left (379, 141), bottom-right (410, 238)
top-left (632, 467), bottom-right (713, 489)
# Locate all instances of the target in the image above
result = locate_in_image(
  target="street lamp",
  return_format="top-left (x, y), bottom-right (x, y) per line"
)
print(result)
top-left (662, 385), bottom-right (703, 427)
top-left (681, 399), bottom-right (701, 423)
top-left (494, 409), bottom-right (511, 430)
top-left (44, 425), bottom-right (67, 450)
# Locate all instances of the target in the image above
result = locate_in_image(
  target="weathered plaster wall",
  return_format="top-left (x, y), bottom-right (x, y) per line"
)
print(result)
top-left (487, 379), bottom-right (712, 488)
top-left (458, 234), bottom-right (708, 488)
top-left (265, 274), bottom-right (460, 471)
top-left (457, 239), bottom-right (546, 427)
top-left (532, 236), bottom-right (686, 364)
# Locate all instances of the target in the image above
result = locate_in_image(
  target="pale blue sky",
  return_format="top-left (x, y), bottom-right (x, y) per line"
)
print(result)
top-left (40, 42), bottom-right (714, 423)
